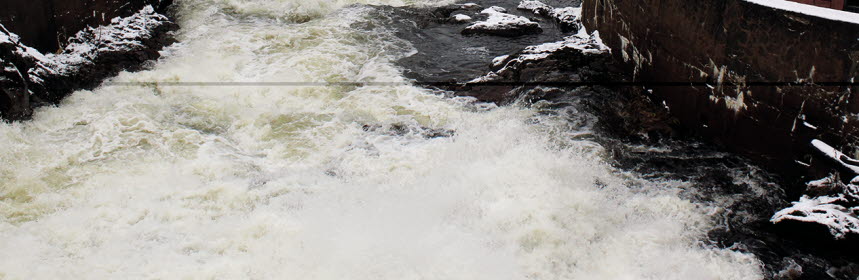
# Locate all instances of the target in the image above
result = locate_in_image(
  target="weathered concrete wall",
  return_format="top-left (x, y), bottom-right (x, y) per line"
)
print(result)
top-left (0, 0), bottom-right (172, 53)
top-left (582, 0), bottom-right (859, 170)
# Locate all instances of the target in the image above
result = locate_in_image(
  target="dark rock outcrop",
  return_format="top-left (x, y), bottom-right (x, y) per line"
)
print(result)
top-left (0, 27), bottom-right (37, 120)
top-left (0, 5), bottom-right (177, 120)
top-left (461, 33), bottom-right (612, 103)
top-left (0, 0), bottom-right (173, 53)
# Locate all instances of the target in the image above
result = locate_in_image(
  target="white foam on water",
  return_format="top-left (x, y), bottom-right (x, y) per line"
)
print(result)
top-left (0, 0), bottom-right (762, 279)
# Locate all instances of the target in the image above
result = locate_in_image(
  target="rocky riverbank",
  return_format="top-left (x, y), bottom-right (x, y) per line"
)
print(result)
top-left (0, 4), bottom-right (176, 120)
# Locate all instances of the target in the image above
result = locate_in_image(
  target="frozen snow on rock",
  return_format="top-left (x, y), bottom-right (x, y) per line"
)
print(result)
top-left (491, 55), bottom-right (510, 68)
top-left (772, 189), bottom-right (859, 240)
top-left (772, 140), bottom-right (859, 240)
top-left (31, 5), bottom-right (171, 80)
top-left (470, 30), bottom-right (609, 83)
top-left (0, 26), bottom-right (48, 64)
top-left (551, 7), bottom-right (580, 24)
top-left (517, 0), bottom-right (581, 32)
top-left (524, 30), bottom-right (609, 56)
top-left (517, 0), bottom-right (551, 11)
top-left (484, 6), bottom-right (507, 13)
top-left (1, 4), bottom-right (173, 120)
top-left (452, 14), bottom-right (473, 23)
top-left (462, 6), bottom-right (542, 37)
top-left (461, 2), bottom-right (480, 9)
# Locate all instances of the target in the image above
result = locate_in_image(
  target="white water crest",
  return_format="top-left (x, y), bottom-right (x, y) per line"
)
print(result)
top-left (0, 0), bottom-right (762, 279)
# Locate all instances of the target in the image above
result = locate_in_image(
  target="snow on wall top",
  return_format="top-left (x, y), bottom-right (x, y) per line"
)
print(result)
top-left (745, 0), bottom-right (859, 24)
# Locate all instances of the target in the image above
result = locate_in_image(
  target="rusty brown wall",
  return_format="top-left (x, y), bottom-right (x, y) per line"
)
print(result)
top-left (582, 0), bottom-right (859, 170)
top-left (0, 0), bottom-right (172, 53)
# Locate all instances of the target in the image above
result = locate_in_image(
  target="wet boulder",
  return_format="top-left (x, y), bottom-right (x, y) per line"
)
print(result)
top-left (461, 6), bottom-right (542, 37)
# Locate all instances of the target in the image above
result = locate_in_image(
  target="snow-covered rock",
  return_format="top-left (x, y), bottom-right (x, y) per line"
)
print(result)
top-left (517, 0), bottom-right (581, 32)
top-left (772, 175), bottom-right (859, 240)
top-left (771, 140), bottom-right (859, 241)
top-left (461, 6), bottom-right (542, 37)
top-left (470, 29), bottom-right (609, 83)
top-left (0, 25), bottom-right (41, 119)
top-left (31, 5), bottom-right (173, 83)
top-left (461, 3), bottom-right (480, 9)
top-left (491, 55), bottom-right (510, 68)
top-left (457, 25), bottom-right (615, 104)
top-left (517, 0), bottom-right (551, 11)
top-left (0, 5), bottom-right (176, 120)
top-left (484, 6), bottom-right (507, 13)
top-left (452, 14), bottom-right (473, 23)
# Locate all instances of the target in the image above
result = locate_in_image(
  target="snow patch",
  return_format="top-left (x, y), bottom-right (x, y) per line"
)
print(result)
top-left (0, 25), bottom-right (48, 64)
top-left (492, 55), bottom-right (510, 68)
top-left (517, 0), bottom-right (581, 31)
top-left (551, 7), bottom-right (580, 23)
top-left (469, 29), bottom-right (609, 83)
top-left (773, 141), bottom-right (859, 240)
top-left (483, 6), bottom-right (507, 13)
top-left (462, 6), bottom-right (541, 36)
top-left (32, 5), bottom-right (170, 80)
top-left (772, 194), bottom-right (859, 240)
top-left (453, 14), bottom-right (473, 22)
top-left (517, 0), bottom-right (551, 11)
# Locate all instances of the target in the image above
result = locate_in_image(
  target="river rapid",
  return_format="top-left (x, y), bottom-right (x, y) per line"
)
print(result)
top-left (0, 0), bottom-right (770, 279)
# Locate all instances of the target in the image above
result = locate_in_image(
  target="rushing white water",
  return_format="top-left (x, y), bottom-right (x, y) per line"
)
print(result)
top-left (0, 0), bottom-right (763, 279)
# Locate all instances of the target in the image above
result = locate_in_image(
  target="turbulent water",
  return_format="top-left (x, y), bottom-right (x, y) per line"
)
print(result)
top-left (0, 0), bottom-right (768, 279)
